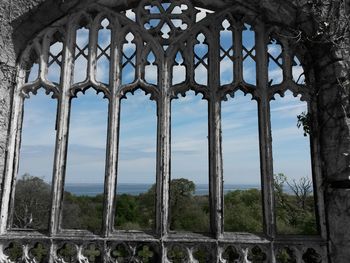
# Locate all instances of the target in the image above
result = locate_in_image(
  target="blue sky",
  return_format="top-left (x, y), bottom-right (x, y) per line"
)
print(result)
top-left (18, 17), bottom-right (311, 187)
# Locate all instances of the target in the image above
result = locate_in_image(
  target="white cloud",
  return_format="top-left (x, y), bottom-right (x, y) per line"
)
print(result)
top-left (271, 103), bottom-right (306, 117)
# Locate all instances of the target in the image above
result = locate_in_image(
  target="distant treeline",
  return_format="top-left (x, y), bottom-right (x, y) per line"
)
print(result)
top-left (13, 174), bottom-right (318, 235)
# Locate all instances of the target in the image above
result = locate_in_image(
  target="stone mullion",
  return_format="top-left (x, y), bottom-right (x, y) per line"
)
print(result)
top-left (208, 25), bottom-right (223, 239)
top-left (255, 24), bottom-right (276, 245)
top-left (40, 37), bottom-right (50, 82)
top-left (135, 34), bottom-right (143, 82)
top-left (159, 60), bottom-right (171, 260)
top-left (87, 19), bottom-right (99, 84)
top-left (49, 20), bottom-right (76, 236)
top-left (234, 22), bottom-right (243, 84)
top-left (102, 21), bottom-right (120, 237)
top-left (282, 42), bottom-right (292, 83)
top-left (0, 69), bottom-right (25, 234)
top-left (309, 96), bottom-right (327, 240)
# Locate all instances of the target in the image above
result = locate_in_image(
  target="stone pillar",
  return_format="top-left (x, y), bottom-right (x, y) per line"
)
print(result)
top-left (0, 63), bottom-right (15, 199)
top-left (316, 45), bottom-right (350, 262)
top-left (0, 0), bottom-right (17, 200)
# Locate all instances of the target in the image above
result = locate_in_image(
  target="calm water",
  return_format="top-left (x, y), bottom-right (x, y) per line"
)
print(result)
top-left (65, 183), bottom-right (260, 196)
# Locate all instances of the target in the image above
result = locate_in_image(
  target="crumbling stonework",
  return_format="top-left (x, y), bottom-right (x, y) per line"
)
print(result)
top-left (0, 0), bottom-right (349, 262)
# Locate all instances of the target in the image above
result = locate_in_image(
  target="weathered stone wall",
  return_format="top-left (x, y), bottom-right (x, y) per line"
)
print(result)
top-left (0, 0), bottom-right (349, 262)
top-left (0, 0), bottom-right (18, 200)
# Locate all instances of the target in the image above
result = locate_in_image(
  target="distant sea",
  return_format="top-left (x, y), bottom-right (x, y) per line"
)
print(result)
top-left (65, 183), bottom-right (261, 196)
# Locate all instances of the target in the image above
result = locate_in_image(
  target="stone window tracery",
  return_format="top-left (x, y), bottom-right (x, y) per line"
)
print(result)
top-left (0, 0), bottom-right (328, 262)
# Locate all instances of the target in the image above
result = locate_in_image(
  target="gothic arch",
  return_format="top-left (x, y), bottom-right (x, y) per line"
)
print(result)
top-left (0, 0), bottom-right (349, 262)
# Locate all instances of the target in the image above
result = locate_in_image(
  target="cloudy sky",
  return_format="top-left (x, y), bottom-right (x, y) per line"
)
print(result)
top-left (18, 11), bottom-right (310, 188)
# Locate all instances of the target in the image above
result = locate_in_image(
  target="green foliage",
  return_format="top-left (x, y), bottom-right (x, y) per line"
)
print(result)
top-left (114, 185), bottom-right (156, 230)
top-left (115, 194), bottom-right (140, 229)
top-left (224, 189), bottom-right (263, 233)
top-left (13, 174), bottom-right (51, 229)
top-left (12, 174), bottom-right (317, 237)
top-left (169, 178), bottom-right (209, 232)
top-left (274, 173), bottom-right (318, 235)
top-left (62, 192), bottom-right (103, 234)
top-left (297, 112), bottom-right (311, 136)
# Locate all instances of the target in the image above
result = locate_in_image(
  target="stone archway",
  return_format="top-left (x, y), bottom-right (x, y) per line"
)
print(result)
top-left (0, 0), bottom-right (349, 262)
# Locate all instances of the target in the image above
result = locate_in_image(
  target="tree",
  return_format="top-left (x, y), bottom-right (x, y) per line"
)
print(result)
top-left (115, 194), bottom-right (141, 230)
top-left (12, 173), bottom-right (51, 229)
top-left (224, 189), bottom-right (263, 233)
top-left (169, 178), bottom-right (209, 232)
top-left (138, 184), bottom-right (156, 230)
top-left (273, 173), bottom-right (317, 235)
top-left (286, 177), bottom-right (313, 210)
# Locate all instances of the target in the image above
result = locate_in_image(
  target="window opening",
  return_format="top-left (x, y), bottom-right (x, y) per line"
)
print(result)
top-left (293, 56), bottom-right (305, 85)
top-left (271, 91), bottom-right (318, 235)
top-left (114, 89), bottom-right (157, 232)
top-left (170, 91), bottom-right (209, 232)
top-left (122, 32), bottom-right (137, 85)
top-left (73, 23), bottom-right (90, 84)
top-left (268, 39), bottom-right (283, 86)
top-left (11, 89), bottom-right (57, 230)
top-left (145, 51), bottom-right (158, 85)
top-left (96, 18), bottom-right (111, 84)
top-left (1, 1), bottom-right (326, 261)
top-left (222, 91), bottom-right (262, 233)
top-left (123, 9), bottom-right (136, 22)
top-left (242, 24), bottom-right (256, 86)
top-left (62, 88), bottom-right (108, 234)
top-left (220, 19), bottom-right (234, 86)
top-left (47, 33), bottom-right (64, 84)
top-left (194, 33), bottom-right (208, 86)
top-left (25, 49), bottom-right (39, 83)
top-left (172, 51), bottom-right (186, 86)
